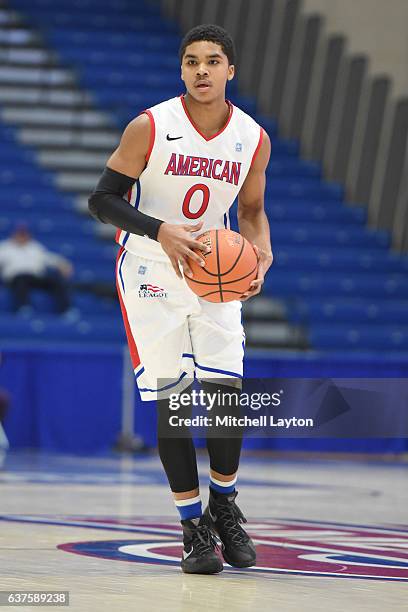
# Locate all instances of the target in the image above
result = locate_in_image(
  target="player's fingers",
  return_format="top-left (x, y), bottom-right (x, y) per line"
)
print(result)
top-left (249, 278), bottom-right (263, 289)
top-left (181, 253), bottom-right (194, 276)
top-left (179, 256), bottom-right (193, 277)
top-left (240, 289), bottom-right (252, 300)
top-left (189, 239), bottom-right (210, 253)
top-left (240, 284), bottom-right (262, 301)
top-left (170, 257), bottom-right (182, 279)
top-left (186, 249), bottom-right (206, 267)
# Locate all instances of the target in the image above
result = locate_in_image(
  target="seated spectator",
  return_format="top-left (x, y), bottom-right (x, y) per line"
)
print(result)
top-left (0, 223), bottom-right (74, 314)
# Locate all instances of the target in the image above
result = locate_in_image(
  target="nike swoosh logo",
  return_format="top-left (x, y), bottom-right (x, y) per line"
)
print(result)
top-left (209, 510), bottom-right (217, 522)
top-left (166, 134), bottom-right (183, 141)
top-left (183, 547), bottom-right (193, 559)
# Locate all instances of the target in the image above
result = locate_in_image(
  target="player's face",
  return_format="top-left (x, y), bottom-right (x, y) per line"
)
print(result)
top-left (181, 40), bottom-right (234, 102)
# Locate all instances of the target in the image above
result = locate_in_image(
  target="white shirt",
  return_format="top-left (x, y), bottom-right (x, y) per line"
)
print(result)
top-left (116, 95), bottom-right (263, 261)
top-left (0, 239), bottom-right (66, 281)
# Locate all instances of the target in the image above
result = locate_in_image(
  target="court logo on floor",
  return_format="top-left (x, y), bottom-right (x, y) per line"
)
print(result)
top-left (5, 514), bottom-right (406, 581)
top-left (2, 515), bottom-right (407, 580)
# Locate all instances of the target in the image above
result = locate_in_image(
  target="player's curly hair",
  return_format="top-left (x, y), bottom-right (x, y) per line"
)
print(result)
top-left (179, 24), bottom-right (235, 66)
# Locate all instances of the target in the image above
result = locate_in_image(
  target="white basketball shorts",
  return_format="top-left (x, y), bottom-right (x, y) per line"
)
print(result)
top-left (116, 246), bottom-right (245, 401)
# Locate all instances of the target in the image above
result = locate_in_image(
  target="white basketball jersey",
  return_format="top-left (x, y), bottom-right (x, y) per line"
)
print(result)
top-left (116, 95), bottom-right (263, 261)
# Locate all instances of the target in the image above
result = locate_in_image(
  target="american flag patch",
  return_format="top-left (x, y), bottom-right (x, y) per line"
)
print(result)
top-left (139, 283), bottom-right (164, 293)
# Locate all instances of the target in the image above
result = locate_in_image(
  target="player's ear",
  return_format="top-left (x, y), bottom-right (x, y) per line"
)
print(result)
top-left (227, 65), bottom-right (235, 81)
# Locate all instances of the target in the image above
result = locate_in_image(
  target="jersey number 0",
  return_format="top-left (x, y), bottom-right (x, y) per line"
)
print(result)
top-left (182, 184), bottom-right (210, 219)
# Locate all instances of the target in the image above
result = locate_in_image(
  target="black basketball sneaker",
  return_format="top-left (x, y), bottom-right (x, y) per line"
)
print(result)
top-left (180, 514), bottom-right (224, 574)
top-left (203, 488), bottom-right (256, 568)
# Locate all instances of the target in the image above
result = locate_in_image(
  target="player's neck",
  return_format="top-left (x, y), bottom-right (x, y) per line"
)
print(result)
top-left (183, 93), bottom-right (230, 138)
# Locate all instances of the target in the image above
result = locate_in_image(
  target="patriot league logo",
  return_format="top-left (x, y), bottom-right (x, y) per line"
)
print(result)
top-left (138, 284), bottom-right (167, 298)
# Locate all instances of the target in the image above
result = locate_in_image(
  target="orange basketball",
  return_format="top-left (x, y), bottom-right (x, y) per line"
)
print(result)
top-left (184, 229), bottom-right (258, 303)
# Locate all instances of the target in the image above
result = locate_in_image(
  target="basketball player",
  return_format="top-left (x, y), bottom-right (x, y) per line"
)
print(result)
top-left (89, 24), bottom-right (272, 574)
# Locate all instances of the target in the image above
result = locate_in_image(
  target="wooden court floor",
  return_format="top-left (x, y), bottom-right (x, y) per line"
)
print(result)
top-left (1, 451), bottom-right (407, 611)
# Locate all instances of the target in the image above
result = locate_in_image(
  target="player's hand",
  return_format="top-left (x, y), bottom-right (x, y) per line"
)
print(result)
top-left (157, 220), bottom-right (210, 279)
top-left (239, 244), bottom-right (273, 301)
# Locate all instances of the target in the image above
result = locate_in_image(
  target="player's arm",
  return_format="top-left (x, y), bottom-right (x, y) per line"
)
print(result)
top-left (237, 129), bottom-right (273, 301)
top-left (88, 114), bottom-right (208, 279)
top-left (88, 114), bottom-right (164, 239)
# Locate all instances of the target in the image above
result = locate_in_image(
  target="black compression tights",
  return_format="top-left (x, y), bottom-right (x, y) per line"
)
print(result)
top-left (156, 382), bottom-right (243, 494)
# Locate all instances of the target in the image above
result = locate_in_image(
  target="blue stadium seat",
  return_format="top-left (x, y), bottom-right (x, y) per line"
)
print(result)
top-left (0, 285), bottom-right (120, 316)
top-left (0, 313), bottom-right (125, 343)
top-left (286, 298), bottom-right (408, 324)
top-left (274, 247), bottom-right (408, 272)
top-left (266, 160), bottom-right (321, 178)
top-left (266, 180), bottom-right (343, 200)
top-left (264, 271), bottom-right (408, 298)
top-left (47, 31), bottom-right (180, 52)
top-left (268, 224), bottom-right (390, 248)
top-left (266, 203), bottom-right (366, 223)
top-left (309, 325), bottom-right (408, 351)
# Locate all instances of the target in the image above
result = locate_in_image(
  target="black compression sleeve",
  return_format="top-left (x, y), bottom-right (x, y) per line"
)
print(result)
top-left (88, 166), bottom-right (164, 241)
